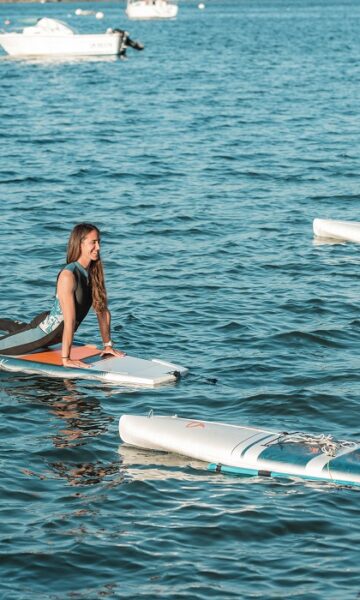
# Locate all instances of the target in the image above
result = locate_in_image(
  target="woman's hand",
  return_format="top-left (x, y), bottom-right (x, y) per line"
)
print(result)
top-left (100, 346), bottom-right (126, 358)
top-left (62, 358), bottom-right (90, 369)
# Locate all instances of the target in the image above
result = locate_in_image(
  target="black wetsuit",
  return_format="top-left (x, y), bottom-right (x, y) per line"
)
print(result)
top-left (0, 262), bottom-right (92, 355)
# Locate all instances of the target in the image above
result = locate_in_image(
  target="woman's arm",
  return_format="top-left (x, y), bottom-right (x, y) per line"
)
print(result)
top-left (96, 309), bottom-right (126, 357)
top-left (57, 270), bottom-right (89, 368)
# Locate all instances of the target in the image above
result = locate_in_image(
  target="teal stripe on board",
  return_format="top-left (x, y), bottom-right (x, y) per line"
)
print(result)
top-left (208, 463), bottom-right (360, 488)
top-left (239, 433), bottom-right (275, 457)
top-left (325, 449), bottom-right (360, 474)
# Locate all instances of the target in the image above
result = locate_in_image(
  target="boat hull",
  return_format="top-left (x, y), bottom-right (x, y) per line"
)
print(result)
top-left (0, 32), bottom-right (125, 57)
top-left (119, 414), bottom-right (360, 486)
top-left (313, 218), bottom-right (360, 243)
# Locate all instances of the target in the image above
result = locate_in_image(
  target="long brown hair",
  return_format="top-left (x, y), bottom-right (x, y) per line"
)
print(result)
top-left (66, 223), bottom-right (107, 313)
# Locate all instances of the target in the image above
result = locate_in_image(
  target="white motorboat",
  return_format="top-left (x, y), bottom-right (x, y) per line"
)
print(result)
top-left (126, 0), bottom-right (178, 20)
top-left (0, 17), bottom-right (144, 58)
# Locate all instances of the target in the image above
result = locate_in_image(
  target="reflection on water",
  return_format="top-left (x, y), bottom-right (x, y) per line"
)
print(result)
top-left (118, 443), bottom-right (209, 482)
top-left (50, 460), bottom-right (122, 487)
top-left (50, 380), bottom-right (111, 448)
top-left (312, 237), bottom-right (347, 246)
top-left (118, 444), bottom-right (353, 491)
top-left (1, 375), bottom-right (112, 447)
top-left (0, 55), bottom-right (121, 65)
top-left (0, 373), bottom-right (122, 487)
top-left (44, 381), bottom-right (121, 487)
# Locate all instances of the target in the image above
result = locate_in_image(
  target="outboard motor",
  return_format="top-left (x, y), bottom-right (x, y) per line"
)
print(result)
top-left (111, 28), bottom-right (144, 57)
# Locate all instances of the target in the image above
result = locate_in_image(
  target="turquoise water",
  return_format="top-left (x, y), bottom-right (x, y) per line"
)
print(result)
top-left (1, 0), bottom-right (360, 597)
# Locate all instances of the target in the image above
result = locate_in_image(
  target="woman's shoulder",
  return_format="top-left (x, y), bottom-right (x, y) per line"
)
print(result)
top-left (58, 262), bottom-right (77, 281)
top-left (62, 262), bottom-right (89, 281)
top-left (62, 262), bottom-right (85, 276)
top-left (63, 262), bottom-right (77, 273)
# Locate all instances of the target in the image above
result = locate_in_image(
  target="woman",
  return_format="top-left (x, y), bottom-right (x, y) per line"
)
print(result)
top-left (0, 223), bottom-right (125, 368)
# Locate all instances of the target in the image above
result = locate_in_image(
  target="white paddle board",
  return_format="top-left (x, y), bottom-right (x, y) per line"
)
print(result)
top-left (313, 218), bottom-right (360, 243)
top-left (119, 414), bottom-right (360, 487)
top-left (0, 344), bottom-right (188, 386)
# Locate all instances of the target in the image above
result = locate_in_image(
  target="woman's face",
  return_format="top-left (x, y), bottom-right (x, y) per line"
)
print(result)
top-left (80, 229), bottom-right (100, 264)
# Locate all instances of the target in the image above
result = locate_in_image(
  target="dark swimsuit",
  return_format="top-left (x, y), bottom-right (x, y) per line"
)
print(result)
top-left (0, 262), bottom-right (92, 355)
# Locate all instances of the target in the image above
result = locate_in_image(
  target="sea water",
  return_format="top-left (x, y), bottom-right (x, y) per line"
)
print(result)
top-left (1, 0), bottom-right (360, 598)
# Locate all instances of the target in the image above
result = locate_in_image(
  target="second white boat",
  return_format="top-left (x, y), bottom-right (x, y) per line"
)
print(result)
top-left (126, 0), bottom-right (178, 20)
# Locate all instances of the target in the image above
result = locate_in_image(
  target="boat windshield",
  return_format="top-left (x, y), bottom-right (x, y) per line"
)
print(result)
top-left (22, 18), bottom-right (76, 36)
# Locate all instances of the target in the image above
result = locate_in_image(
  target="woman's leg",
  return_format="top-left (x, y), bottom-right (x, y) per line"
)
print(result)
top-left (0, 319), bottom-right (28, 334)
top-left (0, 313), bottom-right (62, 355)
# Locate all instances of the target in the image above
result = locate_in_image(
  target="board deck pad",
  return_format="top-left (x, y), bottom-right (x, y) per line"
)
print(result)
top-left (19, 345), bottom-right (101, 365)
top-left (88, 355), bottom-right (183, 377)
top-left (0, 344), bottom-right (188, 386)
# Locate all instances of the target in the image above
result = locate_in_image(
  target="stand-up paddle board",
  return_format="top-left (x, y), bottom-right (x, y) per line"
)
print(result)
top-left (0, 344), bottom-right (188, 386)
top-left (119, 414), bottom-right (360, 487)
top-left (313, 218), bottom-right (360, 243)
